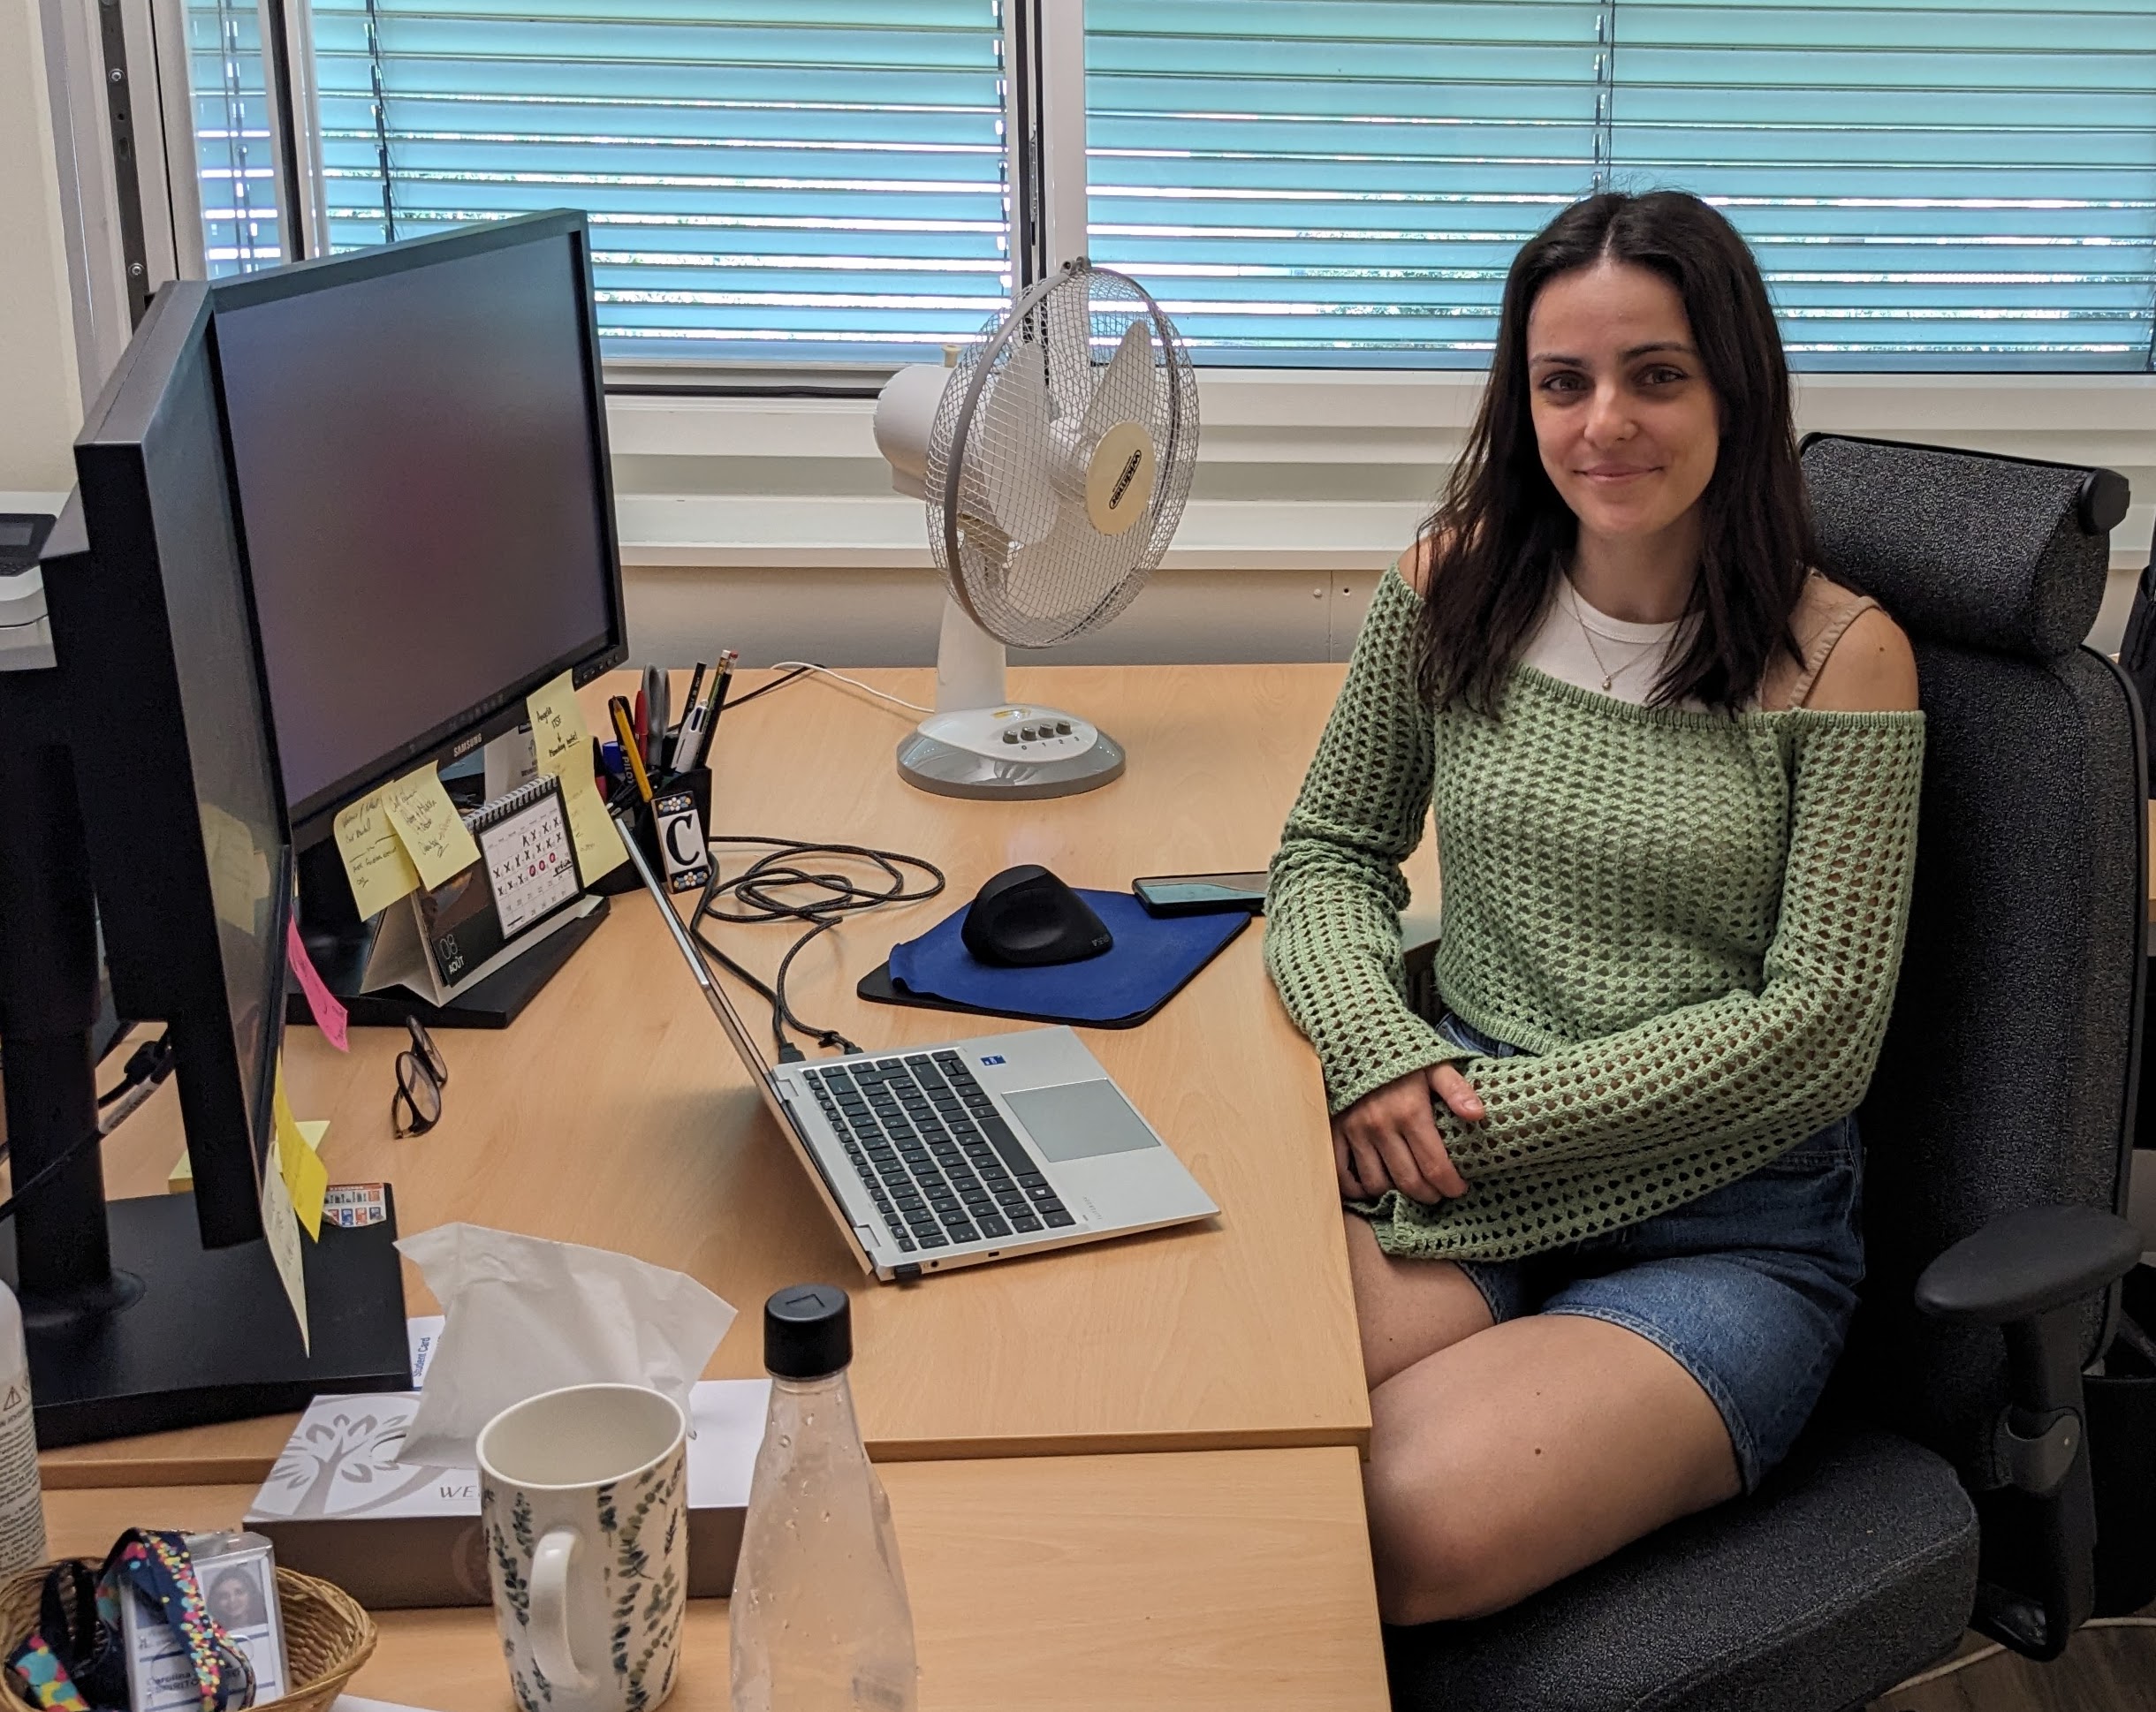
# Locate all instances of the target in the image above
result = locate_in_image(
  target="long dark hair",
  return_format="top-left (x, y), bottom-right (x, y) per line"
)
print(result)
top-left (1416, 191), bottom-right (1814, 714)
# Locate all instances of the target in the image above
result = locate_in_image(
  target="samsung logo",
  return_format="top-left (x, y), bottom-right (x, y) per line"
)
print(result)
top-left (451, 731), bottom-right (483, 759)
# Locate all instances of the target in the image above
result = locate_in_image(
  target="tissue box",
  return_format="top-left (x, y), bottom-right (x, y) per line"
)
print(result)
top-left (244, 1382), bottom-right (769, 1609)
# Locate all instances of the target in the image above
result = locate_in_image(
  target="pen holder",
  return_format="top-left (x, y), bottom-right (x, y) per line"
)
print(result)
top-left (592, 764), bottom-right (712, 896)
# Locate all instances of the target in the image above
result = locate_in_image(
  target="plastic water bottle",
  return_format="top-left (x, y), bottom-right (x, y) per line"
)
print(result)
top-left (0, 1284), bottom-right (45, 1576)
top-left (731, 1284), bottom-right (917, 1712)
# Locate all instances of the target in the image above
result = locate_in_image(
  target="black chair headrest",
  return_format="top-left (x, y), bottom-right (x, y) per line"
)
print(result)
top-left (1800, 433), bottom-right (2127, 660)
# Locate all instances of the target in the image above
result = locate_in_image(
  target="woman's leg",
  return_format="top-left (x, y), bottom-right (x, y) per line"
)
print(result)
top-left (1343, 1211), bottom-right (1495, 1387)
top-left (1364, 1313), bottom-right (1741, 1625)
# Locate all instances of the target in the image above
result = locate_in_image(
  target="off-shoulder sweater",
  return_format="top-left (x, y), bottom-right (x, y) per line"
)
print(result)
top-left (1264, 566), bottom-right (1924, 1262)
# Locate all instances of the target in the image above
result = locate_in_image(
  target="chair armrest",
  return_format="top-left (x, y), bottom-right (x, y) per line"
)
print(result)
top-left (1913, 1203), bottom-right (2143, 1661)
top-left (1915, 1204), bottom-right (2143, 1324)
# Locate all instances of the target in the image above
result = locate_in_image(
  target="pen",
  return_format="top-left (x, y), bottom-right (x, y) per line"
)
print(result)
top-left (608, 696), bottom-right (656, 804)
top-left (681, 649), bottom-right (737, 772)
top-left (642, 665), bottom-right (668, 773)
top-left (676, 648), bottom-right (733, 772)
top-left (664, 662), bottom-right (709, 771)
top-left (632, 687), bottom-right (649, 762)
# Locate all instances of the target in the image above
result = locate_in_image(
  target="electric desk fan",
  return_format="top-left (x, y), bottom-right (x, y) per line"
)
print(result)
top-left (873, 260), bottom-right (1198, 799)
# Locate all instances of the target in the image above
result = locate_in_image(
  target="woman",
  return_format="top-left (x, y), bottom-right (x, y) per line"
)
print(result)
top-left (1264, 191), bottom-right (1924, 1626)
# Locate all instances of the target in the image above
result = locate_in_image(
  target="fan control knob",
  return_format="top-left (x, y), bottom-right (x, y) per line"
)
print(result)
top-left (1002, 730), bottom-right (1019, 745)
top-left (1055, 722), bottom-right (1072, 735)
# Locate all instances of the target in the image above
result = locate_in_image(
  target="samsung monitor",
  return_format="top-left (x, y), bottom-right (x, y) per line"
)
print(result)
top-left (209, 210), bottom-right (626, 842)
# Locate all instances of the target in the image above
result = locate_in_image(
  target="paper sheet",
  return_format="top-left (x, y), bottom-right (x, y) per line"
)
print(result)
top-left (527, 671), bottom-right (626, 883)
top-left (332, 791), bottom-right (421, 918)
top-left (285, 917), bottom-right (350, 1051)
top-left (383, 764), bottom-right (482, 890)
top-left (274, 1062), bottom-right (330, 1241)
top-left (262, 1140), bottom-right (310, 1352)
top-left (200, 803), bottom-right (272, 936)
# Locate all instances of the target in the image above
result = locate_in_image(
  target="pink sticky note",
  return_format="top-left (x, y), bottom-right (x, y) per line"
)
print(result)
top-left (286, 915), bottom-right (350, 1052)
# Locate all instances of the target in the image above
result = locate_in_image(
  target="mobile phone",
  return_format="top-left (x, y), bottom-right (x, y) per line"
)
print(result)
top-left (1132, 871), bottom-right (1270, 917)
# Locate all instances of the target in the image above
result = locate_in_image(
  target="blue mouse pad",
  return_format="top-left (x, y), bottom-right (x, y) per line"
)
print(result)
top-left (862, 888), bottom-right (1251, 1029)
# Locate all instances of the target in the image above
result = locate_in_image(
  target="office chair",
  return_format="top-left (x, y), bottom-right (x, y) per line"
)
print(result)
top-left (1384, 434), bottom-right (2146, 1712)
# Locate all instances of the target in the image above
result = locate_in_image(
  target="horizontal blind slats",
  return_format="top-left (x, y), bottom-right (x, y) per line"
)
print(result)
top-left (1088, 0), bottom-right (2156, 369)
top-left (307, 0), bottom-right (1005, 360)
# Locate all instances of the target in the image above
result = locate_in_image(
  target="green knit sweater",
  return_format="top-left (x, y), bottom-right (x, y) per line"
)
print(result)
top-left (1265, 566), bottom-right (1924, 1262)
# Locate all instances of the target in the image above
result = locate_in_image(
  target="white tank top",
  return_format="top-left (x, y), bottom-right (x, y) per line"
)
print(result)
top-left (1521, 573), bottom-right (1702, 708)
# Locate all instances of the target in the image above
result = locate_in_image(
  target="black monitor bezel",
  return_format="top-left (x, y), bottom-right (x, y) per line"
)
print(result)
top-left (65, 281), bottom-right (294, 1246)
top-left (209, 209), bottom-right (629, 850)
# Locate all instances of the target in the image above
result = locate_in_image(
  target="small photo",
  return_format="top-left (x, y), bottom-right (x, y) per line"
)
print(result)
top-left (203, 1562), bottom-right (271, 1632)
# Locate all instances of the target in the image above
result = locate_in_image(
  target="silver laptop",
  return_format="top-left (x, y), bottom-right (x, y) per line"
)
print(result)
top-left (619, 825), bottom-right (1218, 1280)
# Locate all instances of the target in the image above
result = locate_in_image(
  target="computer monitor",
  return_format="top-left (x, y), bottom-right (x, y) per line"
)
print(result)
top-left (209, 210), bottom-right (627, 842)
top-left (0, 280), bottom-right (409, 1446)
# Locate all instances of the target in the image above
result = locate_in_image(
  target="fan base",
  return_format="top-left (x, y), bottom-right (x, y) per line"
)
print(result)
top-left (896, 708), bottom-right (1127, 800)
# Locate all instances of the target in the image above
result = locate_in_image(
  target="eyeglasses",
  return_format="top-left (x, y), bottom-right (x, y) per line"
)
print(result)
top-left (391, 1016), bottom-right (450, 1137)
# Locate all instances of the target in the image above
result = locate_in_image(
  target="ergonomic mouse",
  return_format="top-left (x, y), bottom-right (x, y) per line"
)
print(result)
top-left (961, 865), bottom-right (1114, 966)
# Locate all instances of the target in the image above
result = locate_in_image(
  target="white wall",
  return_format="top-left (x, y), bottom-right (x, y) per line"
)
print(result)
top-left (0, 0), bottom-right (81, 504)
top-left (611, 372), bottom-right (2156, 669)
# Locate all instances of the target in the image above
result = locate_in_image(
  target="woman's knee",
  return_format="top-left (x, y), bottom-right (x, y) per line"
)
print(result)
top-left (1363, 1450), bottom-right (1524, 1625)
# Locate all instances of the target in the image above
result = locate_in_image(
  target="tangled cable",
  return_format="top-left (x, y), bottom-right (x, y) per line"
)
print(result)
top-left (690, 836), bottom-right (945, 1060)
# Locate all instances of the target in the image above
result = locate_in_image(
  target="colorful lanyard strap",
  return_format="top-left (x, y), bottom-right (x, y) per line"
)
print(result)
top-left (4, 1532), bottom-right (256, 1712)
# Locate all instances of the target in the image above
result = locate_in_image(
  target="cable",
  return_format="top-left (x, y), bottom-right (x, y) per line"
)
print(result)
top-left (691, 835), bottom-right (945, 1060)
top-left (725, 664), bottom-right (816, 711)
top-left (768, 662), bottom-right (934, 716)
top-left (0, 1030), bottom-right (173, 1223)
top-left (1886, 1616), bottom-right (2156, 1695)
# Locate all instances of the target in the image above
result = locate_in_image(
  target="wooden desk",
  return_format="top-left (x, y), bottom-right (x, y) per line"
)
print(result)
top-left (52, 665), bottom-right (1409, 1486)
top-left (41, 1447), bottom-right (1389, 1712)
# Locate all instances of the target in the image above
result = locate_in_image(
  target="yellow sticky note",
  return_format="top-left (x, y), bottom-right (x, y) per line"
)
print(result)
top-left (261, 1136), bottom-right (310, 1352)
top-left (273, 1063), bottom-right (330, 1241)
top-left (199, 803), bottom-right (272, 935)
top-left (333, 790), bottom-right (421, 917)
top-left (384, 765), bottom-right (482, 890)
top-left (528, 671), bottom-right (626, 882)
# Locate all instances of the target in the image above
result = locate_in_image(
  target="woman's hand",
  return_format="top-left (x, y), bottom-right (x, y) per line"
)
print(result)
top-left (1332, 1063), bottom-right (1484, 1203)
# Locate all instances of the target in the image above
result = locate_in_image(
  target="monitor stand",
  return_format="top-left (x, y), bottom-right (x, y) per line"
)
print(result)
top-left (289, 836), bottom-right (611, 1030)
top-left (0, 740), bottom-right (412, 1448)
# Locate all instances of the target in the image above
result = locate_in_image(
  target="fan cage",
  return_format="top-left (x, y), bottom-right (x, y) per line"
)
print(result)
top-left (924, 262), bottom-right (1198, 650)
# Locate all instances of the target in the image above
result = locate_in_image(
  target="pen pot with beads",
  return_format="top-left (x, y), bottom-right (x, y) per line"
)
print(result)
top-left (592, 764), bottom-right (712, 897)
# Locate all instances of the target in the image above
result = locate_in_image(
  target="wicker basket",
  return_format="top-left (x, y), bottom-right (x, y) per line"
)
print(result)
top-left (0, 1562), bottom-right (376, 1712)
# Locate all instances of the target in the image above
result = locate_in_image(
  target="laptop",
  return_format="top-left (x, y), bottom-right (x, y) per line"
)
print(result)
top-left (619, 825), bottom-right (1219, 1280)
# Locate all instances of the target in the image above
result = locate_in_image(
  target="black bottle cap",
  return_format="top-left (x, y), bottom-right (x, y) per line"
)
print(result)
top-left (763, 1283), bottom-right (852, 1378)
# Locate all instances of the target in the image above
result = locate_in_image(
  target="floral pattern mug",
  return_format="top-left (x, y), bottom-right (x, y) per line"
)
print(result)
top-left (477, 1384), bottom-right (688, 1712)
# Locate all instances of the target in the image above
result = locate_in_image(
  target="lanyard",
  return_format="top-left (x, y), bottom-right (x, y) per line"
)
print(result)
top-left (4, 1532), bottom-right (257, 1712)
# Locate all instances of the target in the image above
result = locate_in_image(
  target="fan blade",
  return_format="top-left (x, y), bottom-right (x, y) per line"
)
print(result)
top-left (1078, 317), bottom-right (1157, 449)
top-left (998, 493), bottom-right (1150, 642)
top-left (975, 345), bottom-right (1059, 547)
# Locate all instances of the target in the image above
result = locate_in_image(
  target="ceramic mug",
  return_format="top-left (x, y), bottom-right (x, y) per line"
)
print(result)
top-left (477, 1383), bottom-right (688, 1712)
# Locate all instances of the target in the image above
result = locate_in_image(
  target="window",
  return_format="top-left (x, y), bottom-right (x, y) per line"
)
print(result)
top-left (1085, 0), bottom-right (2156, 369)
top-left (187, 0), bottom-right (289, 275)
top-left (179, 0), bottom-right (2156, 370)
top-left (298, 0), bottom-right (1009, 364)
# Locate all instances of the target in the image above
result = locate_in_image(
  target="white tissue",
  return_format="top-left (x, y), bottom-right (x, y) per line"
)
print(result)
top-left (393, 1223), bottom-right (737, 1468)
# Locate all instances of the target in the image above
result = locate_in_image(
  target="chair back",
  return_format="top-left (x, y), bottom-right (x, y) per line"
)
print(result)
top-left (1800, 433), bottom-right (2144, 1487)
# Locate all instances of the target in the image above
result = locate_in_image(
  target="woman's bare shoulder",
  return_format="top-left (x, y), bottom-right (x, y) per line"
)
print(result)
top-left (1399, 529), bottom-right (1454, 599)
top-left (1807, 605), bottom-right (1919, 713)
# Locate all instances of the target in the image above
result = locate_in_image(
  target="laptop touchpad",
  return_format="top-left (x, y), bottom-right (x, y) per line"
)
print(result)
top-left (1003, 1079), bottom-right (1162, 1163)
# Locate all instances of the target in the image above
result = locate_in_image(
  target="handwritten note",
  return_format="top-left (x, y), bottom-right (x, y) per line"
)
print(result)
top-left (332, 790), bottom-right (421, 918)
top-left (528, 671), bottom-right (626, 882)
top-left (285, 917), bottom-right (349, 1051)
top-left (274, 1061), bottom-right (331, 1241)
top-left (200, 803), bottom-right (272, 935)
top-left (261, 1134), bottom-right (310, 1352)
top-left (384, 764), bottom-right (482, 890)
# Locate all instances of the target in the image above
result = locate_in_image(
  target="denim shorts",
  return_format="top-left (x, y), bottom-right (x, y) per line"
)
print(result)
top-left (1436, 1012), bottom-right (1865, 1492)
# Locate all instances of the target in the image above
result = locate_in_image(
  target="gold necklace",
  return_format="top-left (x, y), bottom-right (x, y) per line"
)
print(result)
top-left (1575, 610), bottom-right (1662, 693)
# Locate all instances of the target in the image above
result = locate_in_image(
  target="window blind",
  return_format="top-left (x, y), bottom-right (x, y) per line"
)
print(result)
top-left (1087, 0), bottom-right (2156, 370)
top-left (186, 0), bottom-right (289, 275)
top-left (304, 0), bottom-right (1008, 364)
top-left (1086, 0), bottom-right (1607, 365)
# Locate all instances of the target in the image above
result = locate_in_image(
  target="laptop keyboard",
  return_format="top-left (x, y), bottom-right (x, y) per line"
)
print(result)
top-left (800, 1051), bottom-right (1077, 1254)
